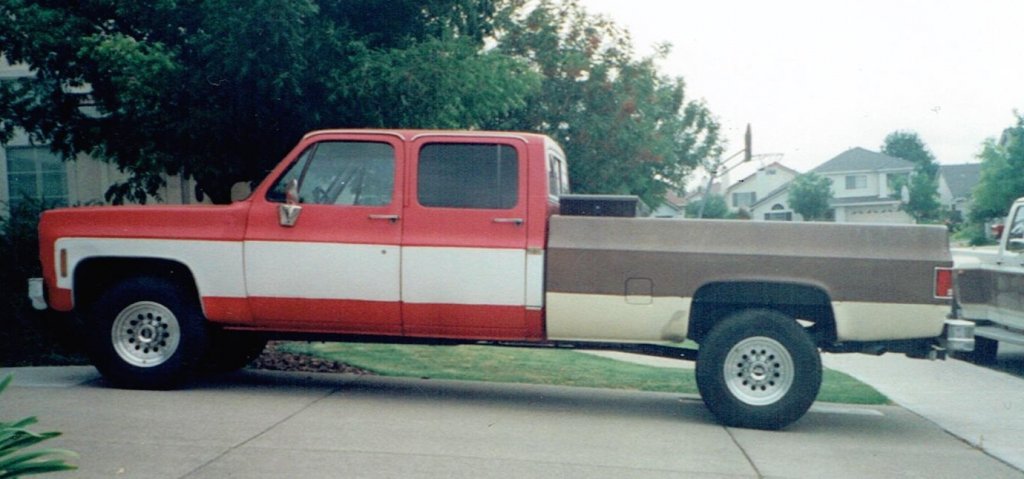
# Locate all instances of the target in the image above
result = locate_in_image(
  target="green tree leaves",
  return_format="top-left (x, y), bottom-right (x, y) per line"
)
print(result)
top-left (881, 131), bottom-right (941, 222)
top-left (787, 172), bottom-right (832, 221)
top-left (0, 0), bottom-right (722, 206)
top-left (971, 114), bottom-right (1024, 223)
top-left (494, 0), bottom-right (722, 208)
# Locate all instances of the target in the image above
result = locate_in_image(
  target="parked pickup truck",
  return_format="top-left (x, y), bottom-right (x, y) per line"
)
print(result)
top-left (29, 129), bottom-right (971, 429)
top-left (953, 197), bottom-right (1024, 363)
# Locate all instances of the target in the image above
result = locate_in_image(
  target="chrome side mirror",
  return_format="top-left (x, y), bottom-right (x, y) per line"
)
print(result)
top-left (278, 179), bottom-right (302, 227)
top-left (1009, 238), bottom-right (1024, 253)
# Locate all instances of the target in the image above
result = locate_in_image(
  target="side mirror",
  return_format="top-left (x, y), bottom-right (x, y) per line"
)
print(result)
top-left (1009, 238), bottom-right (1024, 253)
top-left (278, 179), bottom-right (302, 227)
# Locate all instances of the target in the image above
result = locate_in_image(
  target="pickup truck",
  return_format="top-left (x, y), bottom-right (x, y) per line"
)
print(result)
top-left (29, 129), bottom-right (970, 430)
top-left (953, 197), bottom-right (1024, 363)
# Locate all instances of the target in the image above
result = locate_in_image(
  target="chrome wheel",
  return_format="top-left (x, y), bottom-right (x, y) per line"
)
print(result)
top-left (111, 301), bottom-right (181, 368)
top-left (724, 336), bottom-right (795, 406)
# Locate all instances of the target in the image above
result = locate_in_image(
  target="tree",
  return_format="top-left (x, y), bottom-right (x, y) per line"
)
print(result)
top-left (0, 0), bottom-right (534, 204)
top-left (787, 173), bottom-right (832, 221)
top-left (881, 131), bottom-right (942, 222)
top-left (971, 114), bottom-right (1024, 222)
top-left (1, 0), bottom-right (721, 208)
top-left (492, 0), bottom-right (722, 208)
top-left (684, 194), bottom-right (728, 219)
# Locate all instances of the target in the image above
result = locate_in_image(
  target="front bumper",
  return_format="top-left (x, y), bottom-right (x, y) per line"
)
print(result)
top-left (941, 319), bottom-right (975, 353)
top-left (27, 277), bottom-right (48, 311)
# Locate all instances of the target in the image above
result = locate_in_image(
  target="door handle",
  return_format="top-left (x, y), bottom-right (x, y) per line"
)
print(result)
top-left (493, 218), bottom-right (524, 226)
top-left (369, 214), bottom-right (400, 223)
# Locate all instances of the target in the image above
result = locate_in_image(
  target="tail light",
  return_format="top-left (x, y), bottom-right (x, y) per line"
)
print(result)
top-left (934, 267), bottom-right (953, 299)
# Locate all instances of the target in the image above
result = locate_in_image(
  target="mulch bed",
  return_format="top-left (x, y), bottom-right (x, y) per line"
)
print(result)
top-left (247, 341), bottom-right (376, 375)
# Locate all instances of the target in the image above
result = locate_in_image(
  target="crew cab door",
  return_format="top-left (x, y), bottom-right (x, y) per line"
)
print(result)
top-left (243, 133), bottom-right (404, 333)
top-left (401, 136), bottom-right (529, 339)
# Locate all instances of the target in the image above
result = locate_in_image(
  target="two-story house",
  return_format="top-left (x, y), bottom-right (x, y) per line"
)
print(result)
top-left (812, 147), bottom-right (915, 224)
top-left (723, 162), bottom-right (799, 216)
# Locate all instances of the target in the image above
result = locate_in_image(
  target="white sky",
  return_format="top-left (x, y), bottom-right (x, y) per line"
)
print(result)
top-left (579, 0), bottom-right (1024, 174)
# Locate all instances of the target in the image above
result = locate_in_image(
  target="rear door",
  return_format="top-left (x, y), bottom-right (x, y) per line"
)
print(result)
top-left (401, 135), bottom-right (529, 339)
top-left (243, 133), bottom-right (404, 334)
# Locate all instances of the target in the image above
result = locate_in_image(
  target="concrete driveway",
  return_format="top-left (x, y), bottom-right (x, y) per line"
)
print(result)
top-left (1, 367), bottom-right (1021, 479)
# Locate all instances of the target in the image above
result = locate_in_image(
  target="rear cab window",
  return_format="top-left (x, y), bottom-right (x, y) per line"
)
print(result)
top-left (417, 143), bottom-right (518, 209)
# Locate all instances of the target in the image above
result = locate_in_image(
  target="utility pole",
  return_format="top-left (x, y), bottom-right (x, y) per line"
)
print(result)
top-left (697, 123), bottom-right (752, 218)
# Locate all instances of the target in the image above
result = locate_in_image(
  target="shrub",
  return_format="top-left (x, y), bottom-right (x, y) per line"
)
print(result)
top-left (0, 200), bottom-right (86, 366)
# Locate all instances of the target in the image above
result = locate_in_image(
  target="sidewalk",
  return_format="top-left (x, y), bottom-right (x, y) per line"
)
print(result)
top-left (581, 348), bottom-right (1024, 472)
top-left (822, 352), bottom-right (1024, 472)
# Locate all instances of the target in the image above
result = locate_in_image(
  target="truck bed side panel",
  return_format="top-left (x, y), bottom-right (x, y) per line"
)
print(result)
top-left (545, 216), bottom-right (951, 342)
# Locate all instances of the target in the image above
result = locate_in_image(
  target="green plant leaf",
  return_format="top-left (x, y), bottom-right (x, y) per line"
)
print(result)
top-left (0, 374), bottom-right (77, 477)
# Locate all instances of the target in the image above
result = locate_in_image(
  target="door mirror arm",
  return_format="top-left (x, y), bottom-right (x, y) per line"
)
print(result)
top-left (279, 179), bottom-right (302, 227)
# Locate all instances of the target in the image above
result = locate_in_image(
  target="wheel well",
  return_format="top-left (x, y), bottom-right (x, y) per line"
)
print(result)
top-left (73, 258), bottom-right (199, 310)
top-left (688, 282), bottom-right (836, 346)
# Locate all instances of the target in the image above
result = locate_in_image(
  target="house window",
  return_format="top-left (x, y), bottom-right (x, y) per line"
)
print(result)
top-left (764, 211), bottom-right (792, 221)
top-left (5, 146), bottom-right (67, 209)
top-left (764, 203), bottom-right (792, 221)
top-left (418, 143), bottom-right (518, 209)
top-left (845, 175), bottom-right (867, 190)
top-left (732, 191), bottom-right (756, 208)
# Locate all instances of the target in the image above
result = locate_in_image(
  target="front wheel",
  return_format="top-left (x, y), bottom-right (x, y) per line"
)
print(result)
top-left (695, 309), bottom-right (821, 430)
top-left (85, 276), bottom-right (208, 389)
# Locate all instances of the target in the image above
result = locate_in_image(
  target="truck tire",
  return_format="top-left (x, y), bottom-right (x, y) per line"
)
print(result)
top-left (84, 276), bottom-right (208, 389)
top-left (202, 329), bottom-right (268, 373)
top-left (695, 309), bottom-right (821, 430)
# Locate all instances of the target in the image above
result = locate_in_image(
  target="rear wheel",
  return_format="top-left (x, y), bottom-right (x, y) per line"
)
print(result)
top-left (85, 276), bottom-right (208, 389)
top-left (696, 309), bottom-right (821, 430)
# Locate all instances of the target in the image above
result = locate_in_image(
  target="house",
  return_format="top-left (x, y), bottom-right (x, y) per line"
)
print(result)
top-left (1, 58), bottom-right (195, 215)
top-left (938, 163), bottom-right (981, 221)
top-left (650, 189), bottom-right (687, 218)
top-left (748, 183), bottom-right (804, 221)
top-left (812, 147), bottom-right (915, 224)
top-left (723, 162), bottom-right (799, 217)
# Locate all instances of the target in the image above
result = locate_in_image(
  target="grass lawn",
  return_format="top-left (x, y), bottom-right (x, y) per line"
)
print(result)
top-left (281, 342), bottom-right (888, 405)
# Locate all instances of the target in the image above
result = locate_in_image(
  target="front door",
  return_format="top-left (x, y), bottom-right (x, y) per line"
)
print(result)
top-left (243, 134), bottom-right (404, 334)
top-left (401, 136), bottom-right (529, 339)
top-left (997, 206), bottom-right (1024, 330)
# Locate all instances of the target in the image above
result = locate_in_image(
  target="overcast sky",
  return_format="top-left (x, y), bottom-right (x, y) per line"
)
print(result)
top-left (579, 0), bottom-right (1024, 174)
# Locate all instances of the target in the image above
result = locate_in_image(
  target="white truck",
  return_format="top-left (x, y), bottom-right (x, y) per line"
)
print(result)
top-left (953, 197), bottom-right (1024, 363)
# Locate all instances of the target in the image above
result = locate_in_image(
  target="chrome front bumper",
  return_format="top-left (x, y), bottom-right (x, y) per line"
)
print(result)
top-left (942, 319), bottom-right (975, 352)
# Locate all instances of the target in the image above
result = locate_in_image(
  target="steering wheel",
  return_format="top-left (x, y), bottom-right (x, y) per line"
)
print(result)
top-left (313, 186), bottom-right (329, 204)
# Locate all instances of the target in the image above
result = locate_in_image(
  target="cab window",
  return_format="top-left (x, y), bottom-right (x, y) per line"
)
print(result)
top-left (268, 141), bottom-right (394, 206)
top-left (417, 143), bottom-right (518, 209)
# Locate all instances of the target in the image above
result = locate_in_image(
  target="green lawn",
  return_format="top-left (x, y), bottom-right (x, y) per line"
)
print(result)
top-left (281, 342), bottom-right (889, 405)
